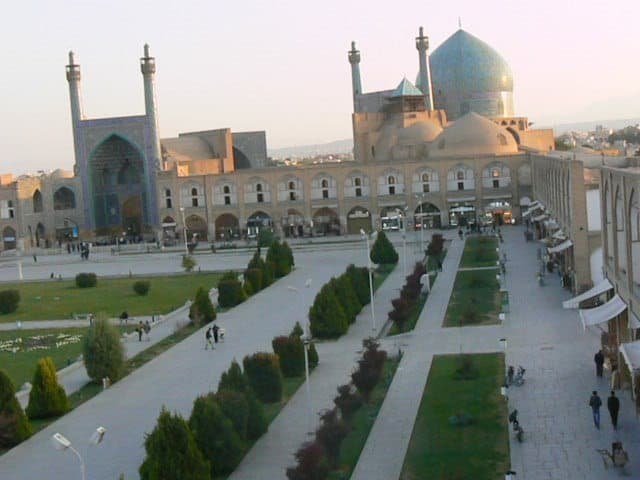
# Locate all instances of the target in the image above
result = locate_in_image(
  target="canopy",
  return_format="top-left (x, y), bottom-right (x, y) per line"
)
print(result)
top-left (563, 278), bottom-right (613, 309)
top-left (552, 229), bottom-right (567, 240)
top-left (620, 340), bottom-right (640, 372)
top-left (630, 311), bottom-right (640, 329)
top-left (579, 294), bottom-right (627, 329)
top-left (532, 213), bottom-right (548, 222)
top-left (548, 239), bottom-right (573, 253)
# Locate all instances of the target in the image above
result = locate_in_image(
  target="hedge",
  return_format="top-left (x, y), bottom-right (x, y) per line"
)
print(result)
top-left (75, 272), bottom-right (97, 288)
top-left (0, 289), bottom-right (20, 314)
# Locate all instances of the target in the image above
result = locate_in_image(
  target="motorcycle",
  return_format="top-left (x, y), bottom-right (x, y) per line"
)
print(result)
top-left (507, 365), bottom-right (525, 386)
top-left (509, 409), bottom-right (524, 442)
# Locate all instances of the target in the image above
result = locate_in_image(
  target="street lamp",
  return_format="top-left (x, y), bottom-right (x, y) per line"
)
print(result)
top-left (301, 325), bottom-right (314, 434)
top-left (415, 193), bottom-right (425, 255)
top-left (360, 229), bottom-right (377, 333)
top-left (397, 207), bottom-right (408, 279)
top-left (52, 427), bottom-right (106, 480)
top-left (179, 207), bottom-right (188, 256)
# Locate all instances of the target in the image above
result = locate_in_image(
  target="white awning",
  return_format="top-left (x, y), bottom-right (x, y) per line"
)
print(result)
top-left (620, 340), bottom-right (640, 372)
top-left (162, 222), bottom-right (177, 228)
top-left (548, 239), bottom-right (573, 253)
top-left (579, 294), bottom-right (627, 329)
top-left (552, 229), bottom-right (567, 240)
top-left (563, 278), bottom-right (613, 309)
top-left (532, 213), bottom-right (548, 222)
top-left (630, 311), bottom-right (640, 329)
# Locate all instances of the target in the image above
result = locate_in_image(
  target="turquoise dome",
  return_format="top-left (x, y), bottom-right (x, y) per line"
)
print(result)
top-left (429, 30), bottom-right (514, 119)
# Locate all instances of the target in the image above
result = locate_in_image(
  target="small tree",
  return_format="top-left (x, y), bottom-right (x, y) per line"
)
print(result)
top-left (309, 284), bottom-right (348, 339)
top-left (189, 394), bottom-right (245, 477)
top-left (315, 409), bottom-right (350, 468)
top-left (0, 369), bottom-right (32, 448)
top-left (218, 271), bottom-right (244, 308)
top-left (181, 255), bottom-right (197, 273)
top-left (267, 240), bottom-right (291, 278)
top-left (332, 275), bottom-right (361, 323)
top-left (282, 241), bottom-right (295, 268)
top-left (257, 228), bottom-right (276, 248)
top-left (0, 290), bottom-right (20, 314)
top-left (26, 357), bottom-right (70, 419)
top-left (370, 230), bottom-right (398, 265)
top-left (140, 407), bottom-right (210, 480)
top-left (286, 441), bottom-right (330, 480)
top-left (83, 315), bottom-right (125, 384)
top-left (272, 335), bottom-right (305, 377)
top-left (244, 267), bottom-right (263, 293)
top-left (351, 339), bottom-right (387, 403)
top-left (346, 264), bottom-right (370, 305)
top-left (133, 280), bottom-right (151, 296)
top-left (216, 389), bottom-right (249, 441)
top-left (333, 384), bottom-right (362, 422)
top-left (189, 287), bottom-right (216, 326)
top-left (75, 272), bottom-right (97, 288)
top-left (243, 352), bottom-right (283, 403)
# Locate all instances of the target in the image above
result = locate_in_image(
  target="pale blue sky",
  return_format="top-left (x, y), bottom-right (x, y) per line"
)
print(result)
top-left (1, 0), bottom-right (638, 174)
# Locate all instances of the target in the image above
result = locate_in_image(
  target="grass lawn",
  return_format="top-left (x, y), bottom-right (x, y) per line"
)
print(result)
top-left (0, 272), bottom-right (223, 323)
top-left (459, 236), bottom-right (499, 268)
top-left (0, 326), bottom-right (133, 388)
top-left (400, 353), bottom-right (509, 480)
top-left (327, 356), bottom-right (400, 480)
top-left (443, 269), bottom-right (501, 327)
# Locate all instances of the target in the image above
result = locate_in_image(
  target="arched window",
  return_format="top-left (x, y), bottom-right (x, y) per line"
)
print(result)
top-left (288, 181), bottom-right (296, 190)
top-left (354, 178), bottom-right (362, 187)
top-left (422, 173), bottom-right (430, 183)
top-left (497, 133), bottom-right (508, 146)
top-left (191, 187), bottom-right (200, 207)
top-left (53, 187), bottom-right (76, 210)
top-left (457, 171), bottom-right (464, 181)
top-left (191, 187), bottom-right (198, 196)
top-left (33, 190), bottom-right (43, 213)
top-left (388, 176), bottom-right (396, 185)
top-left (256, 183), bottom-right (263, 192)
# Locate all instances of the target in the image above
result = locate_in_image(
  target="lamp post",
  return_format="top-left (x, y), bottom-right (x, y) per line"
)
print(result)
top-left (360, 229), bottom-right (376, 333)
top-left (179, 206), bottom-right (188, 256)
top-left (301, 325), bottom-right (314, 434)
top-left (52, 427), bottom-right (106, 480)
top-left (397, 208), bottom-right (408, 279)
top-left (416, 193), bottom-right (425, 254)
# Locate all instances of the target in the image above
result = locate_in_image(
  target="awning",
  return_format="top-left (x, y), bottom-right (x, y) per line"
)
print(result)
top-left (579, 294), bottom-right (627, 329)
top-left (630, 311), bottom-right (640, 329)
top-left (563, 278), bottom-right (613, 309)
top-left (532, 213), bottom-right (548, 222)
top-left (552, 229), bottom-right (567, 240)
top-left (620, 340), bottom-right (640, 372)
top-left (161, 222), bottom-right (177, 228)
top-left (544, 219), bottom-right (559, 230)
top-left (548, 239), bottom-right (573, 253)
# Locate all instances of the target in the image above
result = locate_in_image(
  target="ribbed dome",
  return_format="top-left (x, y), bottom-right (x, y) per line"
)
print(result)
top-left (430, 29), bottom-right (514, 119)
top-left (375, 119), bottom-right (442, 161)
top-left (430, 112), bottom-right (518, 158)
top-left (397, 121), bottom-right (443, 144)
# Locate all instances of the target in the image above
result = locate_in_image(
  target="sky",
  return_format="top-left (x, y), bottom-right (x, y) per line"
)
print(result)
top-left (1, 0), bottom-right (639, 174)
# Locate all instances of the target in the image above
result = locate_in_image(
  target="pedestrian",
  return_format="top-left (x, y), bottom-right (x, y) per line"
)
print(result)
top-left (119, 311), bottom-right (129, 325)
top-left (607, 391), bottom-right (620, 430)
top-left (458, 228), bottom-right (463, 240)
top-left (144, 320), bottom-right (151, 341)
top-left (589, 390), bottom-right (602, 429)
top-left (594, 349), bottom-right (605, 378)
top-left (212, 324), bottom-right (219, 343)
top-left (33, 254), bottom-right (37, 263)
top-left (205, 327), bottom-right (214, 350)
top-left (137, 321), bottom-right (144, 342)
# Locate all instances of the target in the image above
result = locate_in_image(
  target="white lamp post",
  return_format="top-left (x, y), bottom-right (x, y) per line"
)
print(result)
top-left (301, 326), bottom-right (314, 434)
top-left (360, 229), bottom-right (376, 333)
top-left (415, 193), bottom-right (425, 254)
top-left (52, 427), bottom-right (106, 480)
top-left (179, 206), bottom-right (188, 256)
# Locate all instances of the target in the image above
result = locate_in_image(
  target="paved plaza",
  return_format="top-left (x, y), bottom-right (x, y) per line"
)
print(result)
top-left (0, 229), bottom-right (638, 479)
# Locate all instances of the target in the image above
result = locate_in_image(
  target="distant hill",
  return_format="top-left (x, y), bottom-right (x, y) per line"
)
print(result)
top-left (543, 118), bottom-right (640, 135)
top-left (269, 139), bottom-right (353, 158)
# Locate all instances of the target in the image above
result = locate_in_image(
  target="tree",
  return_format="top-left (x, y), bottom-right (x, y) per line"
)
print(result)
top-left (333, 384), bottom-right (362, 422)
top-left (26, 357), bottom-right (70, 419)
top-left (189, 394), bottom-right (245, 477)
top-left (216, 389), bottom-right (249, 441)
top-left (133, 280), bottom-right (151, 296)
top-left (218, 271), bottom-right (244, 308)
top-left (332, 275), bottom-right (361, 323)
top-left (350, 339), bottom-right (387, 403)
top-left (309, 284), bottom-right (348, 339)
top-left (257, 228), bottom-right (276, 248)
top-left (83, 315), bottom-right (125, 384)
top-left (244, 267), bottom-right (263, 293)
top-left (286, 441), bottom-right (330, 480)
top-left (267, 240), bottom-right (291, 277)
top-left (189, 287), bottom-right (216, 326)
top-left (272, 335), bottom-right (305, 377)
top-left (181, 255), bottom-right (197, 273)
top-left (139, 407), bottom-right (210, 480)
top-left (315, 409), bottom-right (350, 468)
top-left (243, 352), bottom-right (283, 403)
top-left (346, 264), bottom-right (371, 305)
top-left (0, 290), bottom-right (20, 314)
top-left (282, 241), bottom-right (295, 268)
top-left (370, 230), bottom-right (398, 265)
top-left (0, 369), bottom-right (32, 448)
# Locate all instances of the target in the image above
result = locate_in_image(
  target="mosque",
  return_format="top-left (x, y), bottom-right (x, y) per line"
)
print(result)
top-left (0, 27), bottom-right (555, 251)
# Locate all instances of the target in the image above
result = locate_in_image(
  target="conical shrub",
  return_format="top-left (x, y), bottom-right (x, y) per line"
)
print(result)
top-left (26, 357), bottom-right (70, 419)
top-left (0, 369), bottom-right (32, 448)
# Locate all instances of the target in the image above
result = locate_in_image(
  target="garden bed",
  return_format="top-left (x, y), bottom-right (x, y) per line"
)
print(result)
top-left (443, 269), bottom-right (501, 327)
top-left (459, 236), bottom-right (499, 268)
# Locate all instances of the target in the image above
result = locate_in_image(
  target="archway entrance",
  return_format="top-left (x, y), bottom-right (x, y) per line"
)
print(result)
top-left (122, 196), bottom-right (143, 237)
top-left (283, 209), bottom-right (304, 238)
top-left (35, 222), bottom-right (46, 247)
top-left (161, 216), bottom-right (176, 246)
top-left (313, 207), bottom-right (340, 236)
top-left (347, 206), bottom-right (371, 235)
top-left (186, 215), bottom-right (208, 241)
top-left (449, 204), bottom-right (476, 227)
top-left (380, 206), bottom-right (405, 231)
top-left (483, 201), bottom-right (513, 226)
top-left (247, 211), bottom-right (272, 239)
top-left (2, 226), bottom-right (16, 250)
top-left (215, 214), bottom-right (240, 240)
top-left (414, 203), bottom-right (441, 230)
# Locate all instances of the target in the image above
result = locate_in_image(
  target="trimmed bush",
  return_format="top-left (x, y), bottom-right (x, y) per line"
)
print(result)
top-left (216, 389), bottom-right (249, 441)
top-left (333, 384), bottom-right (362, 422)
top-left (243, 352), bottom-right (283, 404)
top-left (267, 239), bottom-right (291, 278)
top-left (139, 407), bottom-right (210, 480)
top-left (290, 321), bottom-right (304, 338)
top-left (218, 361), bottom-right (268, 440)
top-left (346, 264), bottom-right (370, 305)
top-left (133, 280), bottom-right (151, 296)
top-left (26, 357), bottom-right (70, 419)
top-left (309, 284), bottom-right (348, 339)
top-left (0, 369), bottom-right (32, 448)
top-left (189, 287), bottom-right (216, 326)
top-left (83, 315), bottom-right (125, 384)
top-left (218, 271), bottom-right (244, 308)
top-left (332, 275), bottom-right (361, 323)
top-left (244, 267), bottom-right (263, 293)
top-left (388, 296), bottom-right (411, 331)
top-left (308, 343), bottom-right (319, 370)
top-left (351, 339), bottom-right (387, 403)
top-left (189, 394), bottom-right (245, 477)
top-left (315, 409), bottom-right (350, 468)
top-left (0, 289), bottom-right (20, 314)
top-left (75, 272), bottom-right (97, 288)
top-left (272, 335), bottom-right (305, 377)
top-left (286, 441), bottom-right (330, 480)
top-left (370, 230), bottom-right (399, 265)
top-left (257, 228), bottom-right (276, 248)
top-left (282, 241), bottom-right (295, 267)
top-left (427, 233), bottom-right (444, 257)
top-left (181, 255), bottom-right (197, 273)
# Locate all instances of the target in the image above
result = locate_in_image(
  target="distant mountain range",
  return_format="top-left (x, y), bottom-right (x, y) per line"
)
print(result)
top-left (268, 139), bottom-right (352, 158)
top-left (541, 118), bottom-right (640, 135)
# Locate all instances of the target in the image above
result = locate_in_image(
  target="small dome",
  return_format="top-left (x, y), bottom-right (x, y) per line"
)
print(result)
top-left (374, 119), bottom-right (442, 161)
top-left (430, 112), bottom-right (518, 158)
top-left (397, 121), bottom-right (443, 144)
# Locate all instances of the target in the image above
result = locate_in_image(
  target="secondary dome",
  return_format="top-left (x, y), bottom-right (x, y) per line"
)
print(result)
top-left (374, 119), bottom-right (442, 161)
top-left (430, 29), bottom-right (514, 120)
top-left (397, 121), bottom-right (443, 144)
top-left (430, 112), bottom-right (518, 158)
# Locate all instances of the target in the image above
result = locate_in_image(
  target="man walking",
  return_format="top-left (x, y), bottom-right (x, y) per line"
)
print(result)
top-left (594, 350), bottom-right (605, 378)
top-left (607, 391), bottom-right (620, 430)
top-left (589, 391), bottom-right (602, 429)
top-left (212, 323), bottom-right (220, 344)
top-left (205, 327), bottom-right (214, 350)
